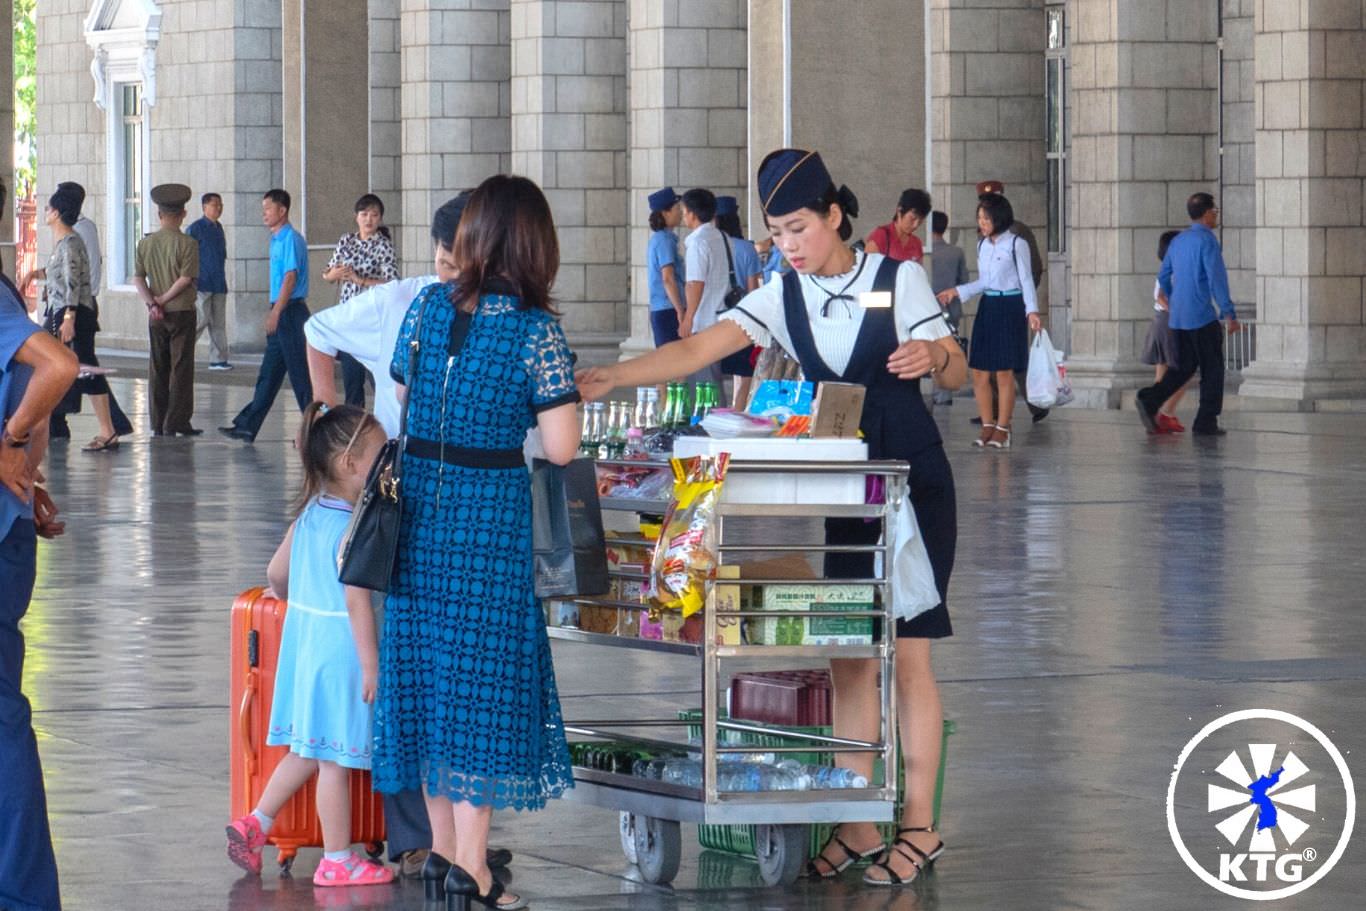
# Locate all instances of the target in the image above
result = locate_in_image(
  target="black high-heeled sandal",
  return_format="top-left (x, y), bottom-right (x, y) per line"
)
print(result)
top-left (445, 864), bottom-right (526, 911)
top-left (805, 829), bottom-right (884, 879)
top-left (422, 852), bottom-right (454, 902)
top-left (862, 825), bottom-right (944, 887)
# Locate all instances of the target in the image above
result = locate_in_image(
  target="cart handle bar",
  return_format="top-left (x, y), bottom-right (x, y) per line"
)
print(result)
top-left (566, 719), bottom-right (888, 750)
top-left (595, 458), bottom-right (910, 476)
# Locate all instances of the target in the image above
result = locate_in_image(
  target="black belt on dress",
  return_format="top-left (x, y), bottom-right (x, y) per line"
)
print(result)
top-left (405, 436), bottom-right (525, 469)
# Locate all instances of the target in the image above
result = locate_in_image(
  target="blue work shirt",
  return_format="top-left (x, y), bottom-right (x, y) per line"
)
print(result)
top-left (762, 245), bottom-right (785, 283)
top-left (729, 237), bottom-right (762, 286)
top-left (1159, 223), bottom-right (1236, 330)
top-left (647, 229), bottom-right (684, 312)
top-left (270, 222), bottom-right (309, 302)
top-left (0, 274), bottom-right (39, 537)
top-left (186, 217), bottom-right (228, 294)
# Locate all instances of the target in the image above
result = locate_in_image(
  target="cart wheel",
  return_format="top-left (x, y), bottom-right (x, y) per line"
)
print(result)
top-left (632, 816), bottom-right (681, 885)
top-left (618, 812), bottom-right (639, 865)
top-left (364, 842), bottom-right (384, 861)
top-left (754, 824), bottom-right (808, 887)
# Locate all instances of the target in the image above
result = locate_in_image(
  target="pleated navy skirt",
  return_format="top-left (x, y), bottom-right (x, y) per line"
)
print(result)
top-left (968, 292), bottom-right (1029, 372)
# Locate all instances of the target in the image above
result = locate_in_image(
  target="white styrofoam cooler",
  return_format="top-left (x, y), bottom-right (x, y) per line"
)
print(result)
top-left (671, 437), bottom-right (868, 504)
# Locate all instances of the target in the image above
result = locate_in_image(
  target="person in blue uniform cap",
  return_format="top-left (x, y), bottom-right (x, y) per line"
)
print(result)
top-left (712, 195), bottom-right (762, 405)
top-left (577, 149), bottom-right (965, 889)
top-left (645, 187), bottom-right (686, 347)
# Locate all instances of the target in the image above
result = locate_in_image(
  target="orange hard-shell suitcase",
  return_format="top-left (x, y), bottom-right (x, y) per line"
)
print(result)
top-left (230, 586), bottom-right (386, 872)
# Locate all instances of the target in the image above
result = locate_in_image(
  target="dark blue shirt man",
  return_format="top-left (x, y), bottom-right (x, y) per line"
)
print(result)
top-left (1137, 192), bottom-right (1240, 437)
top-left (187, 193), bottom-right (232, 369)
top-left (0, 266), bottom-right (79, 911)
top-left (219, 189), bottom-right (314, 442)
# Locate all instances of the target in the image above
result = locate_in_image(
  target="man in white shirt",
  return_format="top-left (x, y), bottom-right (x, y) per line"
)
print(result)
top-left (680, 188), bottom-right (728, 384)
top-left (305, 194), bottom-right (469, 435)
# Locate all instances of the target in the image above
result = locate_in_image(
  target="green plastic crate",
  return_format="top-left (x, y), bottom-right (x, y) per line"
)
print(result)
top-left (678, 709), bottom-right (955, 860)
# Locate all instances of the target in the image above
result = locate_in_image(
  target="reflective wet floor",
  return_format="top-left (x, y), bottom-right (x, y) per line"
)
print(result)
top-left (24, 362), bottom-right (1366, 910)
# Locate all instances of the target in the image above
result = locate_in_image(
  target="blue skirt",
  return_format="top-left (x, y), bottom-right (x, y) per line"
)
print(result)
top-left (968, 293), bottom-right (1029, 372)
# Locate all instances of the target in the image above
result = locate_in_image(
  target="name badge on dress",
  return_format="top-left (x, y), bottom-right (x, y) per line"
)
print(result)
top-left (858, 290), bottom-right (892, 309)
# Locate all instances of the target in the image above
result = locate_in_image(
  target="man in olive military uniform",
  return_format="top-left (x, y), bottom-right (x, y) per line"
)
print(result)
top-left (133, 183), bottom-right (202, 436)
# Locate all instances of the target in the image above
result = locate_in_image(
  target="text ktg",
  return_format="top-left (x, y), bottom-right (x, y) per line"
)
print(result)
top-left (1219, 853), bottom-right (1305, 882)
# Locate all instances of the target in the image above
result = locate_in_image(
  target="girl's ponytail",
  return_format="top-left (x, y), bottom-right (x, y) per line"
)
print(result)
top-left (292, 403), bottom-right (378, 515)
top-left (294, 402), bottom-right (332, 514)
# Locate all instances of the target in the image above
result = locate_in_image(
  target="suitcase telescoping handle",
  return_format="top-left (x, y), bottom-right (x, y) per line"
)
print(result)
top-left (239, 669), bottom-right (258, 777)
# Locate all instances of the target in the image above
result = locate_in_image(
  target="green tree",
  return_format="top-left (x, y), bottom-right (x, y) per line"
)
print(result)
top-left (14, 0), bottom-right (36, 199)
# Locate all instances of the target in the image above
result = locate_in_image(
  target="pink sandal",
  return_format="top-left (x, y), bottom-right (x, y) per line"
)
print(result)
top-left (312, 853), bottom-right (396, 887)
top-left (225, 814), bottom-right (269, 875)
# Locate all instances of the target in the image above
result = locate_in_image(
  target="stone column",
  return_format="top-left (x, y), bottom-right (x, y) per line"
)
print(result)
top-left (1220, 0), bottom-right (1256, 307)
top-left (750, 0), bottom-right (931, 249)
top-left (399, 0), bottom-right (512, 277)
top-left (1237, 2), bottom-right (1366, 403)
top-left (622, 0), bottom-right (747, 358)
top-left (283, 0), bottom-right (370, 263)
top-left (511, 0), bottom-right (627, 365)
top-left (929, 0), bottom-right (1045, 317)
top-left (1065, 0), bottom-right (1218, 407)
top-left (370, 0), bottom-right (403, 234)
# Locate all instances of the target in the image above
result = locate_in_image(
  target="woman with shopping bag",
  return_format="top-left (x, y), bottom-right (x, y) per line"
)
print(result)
top-left (935, 193), bottom-right (1041, 449)
top-left (577, 147), bottom-right (966, 889)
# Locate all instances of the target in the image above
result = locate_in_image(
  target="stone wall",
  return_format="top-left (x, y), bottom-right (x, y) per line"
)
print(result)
top-left (1238, 0), bottom-right (1366, 401)
top-left (36, 0), bottom-right (283, 352)
top-left (511, 0), bottom-right (628, 351)
top-left (370, 0), bottom-right (403, 235)
top-left (1065, 0), bottom-right (1218, 405)
top-left (931, 0), bottom-right (1046, 329)
top-left (621, 0), bottom-right (748, 357)
top-left (398, 0), bottom-right (512, 277)
top-left (1220, 0), bottom-right (1255, 308)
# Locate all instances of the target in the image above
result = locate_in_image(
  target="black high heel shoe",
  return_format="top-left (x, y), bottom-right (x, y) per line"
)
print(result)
top-left (444, 863), bottom-right (526, 911)
top-left (421, 852), bottom-right (454, 903)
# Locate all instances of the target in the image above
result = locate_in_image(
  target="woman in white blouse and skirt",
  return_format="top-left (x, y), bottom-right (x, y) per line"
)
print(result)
top-left (578, 148), bottom-right (967, 889)
top-left (936, 193), bottom-right (1041, 449)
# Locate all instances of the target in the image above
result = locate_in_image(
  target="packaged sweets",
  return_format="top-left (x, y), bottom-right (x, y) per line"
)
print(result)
top-left (650, 455), bottom-right (730, 618)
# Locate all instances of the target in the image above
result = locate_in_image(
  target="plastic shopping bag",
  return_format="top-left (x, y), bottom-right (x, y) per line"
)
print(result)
top-left (1026, 330), bottom-right (1073, 409)
top-left (890, 497), bottom-right (940, 623)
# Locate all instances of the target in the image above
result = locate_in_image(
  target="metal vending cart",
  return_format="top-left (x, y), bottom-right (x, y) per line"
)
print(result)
top-left (546, 456), bottom-right (908, 887)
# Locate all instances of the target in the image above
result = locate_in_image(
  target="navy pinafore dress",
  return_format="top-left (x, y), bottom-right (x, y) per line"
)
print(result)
top-left (780, 258), bottom-right (956, 638)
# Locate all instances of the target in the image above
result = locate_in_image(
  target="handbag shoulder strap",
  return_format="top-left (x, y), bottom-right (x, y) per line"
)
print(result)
top-left (396, 288), bottom-right (431, 450)
top-left (721, 232), bottom-right (741, 291)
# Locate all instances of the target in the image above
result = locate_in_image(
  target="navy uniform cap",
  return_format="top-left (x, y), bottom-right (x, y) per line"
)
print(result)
top-left (151, 183), bottom-right (193, 209)
top-left (758, 148), bottom-right (833, 217)
top-left (647, 186), bottom-right (679, 212)
top-left (715, 195), bottom-right (738, 217)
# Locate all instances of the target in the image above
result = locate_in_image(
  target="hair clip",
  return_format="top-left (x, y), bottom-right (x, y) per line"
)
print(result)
top-left (318, 403), bottom-right (330, 414)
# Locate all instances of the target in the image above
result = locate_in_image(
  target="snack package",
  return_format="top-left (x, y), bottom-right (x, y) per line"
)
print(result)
top-left (649, 455), bottom-right (730, 617)
top-left (748, 380), bottom-right (814, 421)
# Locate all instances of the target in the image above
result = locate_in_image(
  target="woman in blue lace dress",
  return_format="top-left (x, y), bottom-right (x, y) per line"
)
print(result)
top-left (373, 175), bottom-right (582, 911)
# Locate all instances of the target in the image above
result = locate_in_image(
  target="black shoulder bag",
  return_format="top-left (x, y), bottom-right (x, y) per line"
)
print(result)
top-left (721, 234), bottom-right (746, 310)
top-left (336, 298), bottom-right (427, 591)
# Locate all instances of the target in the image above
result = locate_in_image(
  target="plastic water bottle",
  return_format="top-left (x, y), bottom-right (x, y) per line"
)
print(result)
top-left (806, 766), bottom-right (869, 789)
top-left (662, 758), bottom-right (703, 788)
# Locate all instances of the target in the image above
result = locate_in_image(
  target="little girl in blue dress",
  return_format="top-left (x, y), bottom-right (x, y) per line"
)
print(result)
top-left (226, 403), bottom-right (394, 887)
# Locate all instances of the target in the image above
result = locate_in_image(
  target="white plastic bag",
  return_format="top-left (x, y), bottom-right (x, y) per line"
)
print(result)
top-left (890, 497), bottom-right (940, 623)
top-left (1026, 330), bottom-right (1072, 409)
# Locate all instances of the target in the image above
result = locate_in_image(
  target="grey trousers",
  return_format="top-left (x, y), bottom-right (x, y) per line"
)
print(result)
top-left (195, 291), bottom-right (230, 362)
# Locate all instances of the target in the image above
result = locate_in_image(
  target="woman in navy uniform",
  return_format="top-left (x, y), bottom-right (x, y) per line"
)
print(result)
top-left (577, 148), bottom-right (965, 888)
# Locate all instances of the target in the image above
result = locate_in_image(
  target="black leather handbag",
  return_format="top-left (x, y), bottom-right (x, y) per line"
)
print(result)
top-left (337, 298), bottom-right (426, 591)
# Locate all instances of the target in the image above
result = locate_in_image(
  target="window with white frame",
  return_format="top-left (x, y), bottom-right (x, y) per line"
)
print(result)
top-left (1045, 5), bottom-right (1066, 254)
top-left (118, 84), bottom-right (145, 281)
top-left (85, 0), bottom-right (160, 286)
